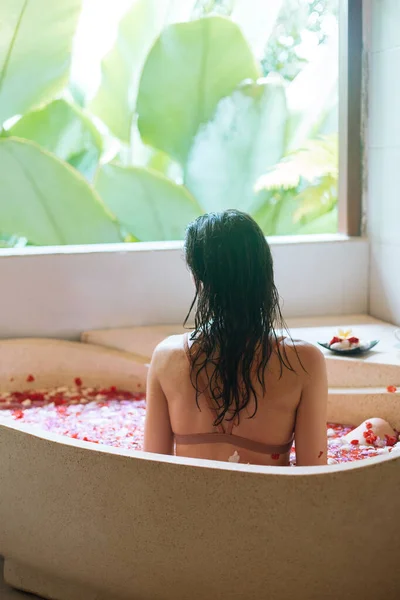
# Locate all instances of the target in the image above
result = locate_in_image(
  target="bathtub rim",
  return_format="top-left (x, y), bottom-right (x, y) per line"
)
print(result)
top-left (0, 337), bottom-right (149, 364)
top-left (0, 336), bottom-right (398, 477)
top-left (1, 416), bottom-right (398, 478)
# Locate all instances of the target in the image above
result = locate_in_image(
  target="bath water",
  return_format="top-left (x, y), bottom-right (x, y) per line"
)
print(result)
top-left (0, 384), bottom-right (397, 464)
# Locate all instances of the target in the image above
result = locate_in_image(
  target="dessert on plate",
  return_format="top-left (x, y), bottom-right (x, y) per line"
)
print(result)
top-left (328, 329), bottom-right (362, 351)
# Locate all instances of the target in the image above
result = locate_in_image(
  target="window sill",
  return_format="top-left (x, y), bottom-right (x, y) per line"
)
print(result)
top-left (0, 234), bottom-right (365, 258)
top-left (0, 235), bottom-right (369, 339)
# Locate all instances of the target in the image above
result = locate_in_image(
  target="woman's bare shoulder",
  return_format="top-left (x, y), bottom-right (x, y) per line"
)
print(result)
top-left (151, 334), bottom-right (188, 364)
top-left (282, 337), bottom-right (326, 371)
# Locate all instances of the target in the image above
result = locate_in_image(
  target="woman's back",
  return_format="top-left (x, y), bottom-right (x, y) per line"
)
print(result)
top-left (145, 332), bottom-right (328, 466)
top-left (144, 210), bottom-right (328, 466)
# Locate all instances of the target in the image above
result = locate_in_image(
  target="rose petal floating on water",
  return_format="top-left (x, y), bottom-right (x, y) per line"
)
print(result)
top-left (0, 387), bottom-right (397, 464)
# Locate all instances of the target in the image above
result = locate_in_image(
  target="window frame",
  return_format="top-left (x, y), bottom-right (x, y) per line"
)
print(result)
top-left (338, 0), bottom-right (363, 236)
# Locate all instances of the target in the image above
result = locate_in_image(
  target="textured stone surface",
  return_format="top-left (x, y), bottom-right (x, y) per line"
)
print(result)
top-left (0, 338), bottom-right (147, 394)
top-left (2, 423), bottom-right (400, 600)
top-left (0, 557), bottom-right (41, 599)
top-left (81, 315), bottom-right (400, 388)
top-left (0, 337), bottom-right (400, 600)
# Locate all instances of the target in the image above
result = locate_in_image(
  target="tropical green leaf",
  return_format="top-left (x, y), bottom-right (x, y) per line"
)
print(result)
top-left (89, 0), bottom-right (198, 142)
top-left (252, 189), bottom-right (299, 236)
top-left (253, 181), bottom-right (337, 236)
top-left (126, 120), bottom-right (183, 183)
top-left (253, 134), bottom-right (338, 235)
top-left (95, 163), bottom-right (203, 241)
top-left (251, 191), bottom-right (282, 236)
top-left (295, 207), bottom-right (338, 234)
top-left (90, 0), bottom-right (161, 141)
top-left (252, 187), bottom-right (337, 236)
top-left (0, 0), bottom-right (83, 125)
top-left (5, 99), bottom-right (103, 180)
top-left (147, 149), bottom-right (174, 174)
top-left (294, 175), bottom-right (337, 223)
top-left (137, 16), bottom-right (260, 165)
top-left (255, 134), bottom-right (338, 192)
top-left (0, 138), bottom-right (122, 245)
top-left (0, 233), bottom-right (28, 248)
top-left (67, 148), bottom-right (100, 181)
top-left (185, 76), bottom-right (287, 213)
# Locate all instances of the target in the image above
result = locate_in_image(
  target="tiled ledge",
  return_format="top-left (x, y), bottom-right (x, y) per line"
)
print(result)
top-left (81, 315), bottom-right (400, 389)
top-left (0, 238), bottom-right (368, 339)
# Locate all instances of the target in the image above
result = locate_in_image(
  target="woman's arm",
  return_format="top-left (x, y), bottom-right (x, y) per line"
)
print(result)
top-left (143, 345), bottom-right (174, 455)
top-left (294, 344), bottom-right (328, 466)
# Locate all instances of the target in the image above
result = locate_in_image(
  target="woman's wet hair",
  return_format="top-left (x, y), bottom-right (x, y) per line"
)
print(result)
top-left (184, 209), bottom-right (299, 425)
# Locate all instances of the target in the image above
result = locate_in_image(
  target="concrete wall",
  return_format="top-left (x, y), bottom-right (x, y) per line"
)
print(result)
top-left (0, 236), bottom-right (368, 339)
top-left (367, 0), bottom-right (400, 325)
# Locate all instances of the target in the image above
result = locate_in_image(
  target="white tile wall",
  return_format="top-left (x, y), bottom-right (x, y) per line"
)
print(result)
top-left (371, 0), bottom-right (400, 52)
top-left (0, 238), bottom-right (368, 339)
top-left (366, 148), bottom-right (383, 240)
top-left (367, 0), bottom-right (400, 325)
top-left (273, 239), bottom-right (368, 317)
top-left (368, 147), bottom-right (400, 244)
top-left (369, 242), bottom-right (400, 323)
top-left (369, 48), bottom-right (400, 148)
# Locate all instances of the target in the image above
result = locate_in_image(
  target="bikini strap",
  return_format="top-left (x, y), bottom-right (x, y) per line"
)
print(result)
top-left (184, 333), bottom-right (226, 434)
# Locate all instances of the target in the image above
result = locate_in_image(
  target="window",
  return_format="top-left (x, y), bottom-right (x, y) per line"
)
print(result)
top-left (0, 0), bottom-right (361, 247)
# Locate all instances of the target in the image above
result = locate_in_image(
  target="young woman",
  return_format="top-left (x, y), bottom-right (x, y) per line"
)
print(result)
top-left (144, 209), bottom-right (329, 466)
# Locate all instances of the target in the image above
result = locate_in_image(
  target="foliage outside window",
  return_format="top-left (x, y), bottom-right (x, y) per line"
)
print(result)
top-left (0, 0), bottom-right (339, 246)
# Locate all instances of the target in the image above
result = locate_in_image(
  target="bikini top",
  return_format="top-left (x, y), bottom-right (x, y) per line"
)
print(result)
top-left (174, 334), bottom-right (294, 455)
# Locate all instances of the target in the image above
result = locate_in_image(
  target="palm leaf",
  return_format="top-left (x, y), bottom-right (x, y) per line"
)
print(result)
top-left (0, 0), bottom-right (82, 125)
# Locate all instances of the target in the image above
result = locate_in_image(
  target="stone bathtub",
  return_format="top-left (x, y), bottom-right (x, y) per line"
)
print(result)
top-left (1, 334), bottom-right (400, 600)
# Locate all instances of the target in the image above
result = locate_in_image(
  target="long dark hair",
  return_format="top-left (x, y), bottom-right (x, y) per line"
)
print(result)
top-left (184, 209), bottom-right (298, 426)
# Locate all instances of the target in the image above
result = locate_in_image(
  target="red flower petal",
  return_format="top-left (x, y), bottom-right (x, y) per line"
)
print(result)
top-left (29, 392), bottom-right (45, 403)
top-left (348, 337), bottom-right (360, 344)
top-left (364, 431), bottom-right (377, 445)
top-left (74, 377), bottom-right (82, 387)
top-left (26, 374), bottom-right (35, 383)
top-left (366, 422), bottom-right (372, 430)
top-left (53, 397), bottom-right (66, 406)
top-left (387, 385), bottom-right (397, 393)
top-left (329, 336), bottom-right (341, 346)
top-left (385, 434), bottom-right (397, 447)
